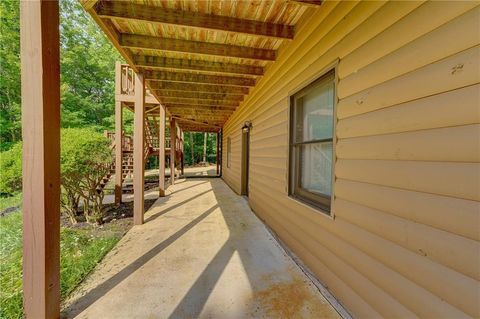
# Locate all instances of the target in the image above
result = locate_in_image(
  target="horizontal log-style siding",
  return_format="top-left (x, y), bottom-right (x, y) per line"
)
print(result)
top-left (222, 1), bottom-right (480, 318)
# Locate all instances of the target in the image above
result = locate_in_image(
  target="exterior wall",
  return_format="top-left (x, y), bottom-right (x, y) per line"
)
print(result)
top-left (221, 1), bottom-right (480, 318)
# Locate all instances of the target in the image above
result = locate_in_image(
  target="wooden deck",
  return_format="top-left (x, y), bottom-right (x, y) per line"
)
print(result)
top-left (62, 178), bottom-right (341, 319)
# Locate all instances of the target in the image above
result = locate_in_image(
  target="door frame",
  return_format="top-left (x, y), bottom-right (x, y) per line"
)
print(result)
top-left (241, 122), bottom-right (252, 196)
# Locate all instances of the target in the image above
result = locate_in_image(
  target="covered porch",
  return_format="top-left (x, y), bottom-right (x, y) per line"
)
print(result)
top-left (62, 178), bottom-right (340, 318)
top-left (19, 0), bottom-right (339, 318)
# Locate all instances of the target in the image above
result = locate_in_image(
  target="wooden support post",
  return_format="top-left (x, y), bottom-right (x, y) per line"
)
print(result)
top-left (216, 131), bottom-right (220, 176)
top-left (219, 129), bottom-right (223, 176)
top-left (20, 1), bottom-right (61, 317)
top-left (180, 129), bottom-right (185, 176)
top-left (170, 118), bottom-right (176, 185)
top-left (159, 104), bottom-right (166, 196)
top-left (114, 62), bottom-right (123, 204)
top-left (133, 72), bottom-right (145, 225)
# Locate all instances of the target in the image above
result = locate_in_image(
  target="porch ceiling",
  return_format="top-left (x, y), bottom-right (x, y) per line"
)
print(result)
top-left (81, 0), bottom-right (320, 132)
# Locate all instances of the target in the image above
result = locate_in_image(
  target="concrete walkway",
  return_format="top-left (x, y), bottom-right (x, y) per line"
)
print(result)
top-left (63, 178), bottom-right (341, 319)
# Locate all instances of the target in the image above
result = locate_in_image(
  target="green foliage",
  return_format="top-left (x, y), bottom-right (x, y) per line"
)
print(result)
top-left (61, 128), bottom-right (112, 224)
top-left (59, 228), bottom-right (118, 298)
top-left (0, 0), bottom-right (21, 151)
top-left (0, 0), bottom-right (125, 152)
top-left (0, 212), bottom-right (22, 319)
top-left (0, 142), bottom-right (22, 195)
top-left (61, 128), bottom-right (111, 176)
top-left (0, 211), bottom-right (120, 319)
top-left (59, 0), bottom-right (122, 130)
top-left (183, 132), bottom-right (218, 166)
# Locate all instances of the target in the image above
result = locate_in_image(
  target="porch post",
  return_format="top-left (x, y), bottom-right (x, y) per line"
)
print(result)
top-left (20, 1), bottom-right (61, 317)
top-left (170, 118), bottom-right (176, 185)
top-left (133, 72), bottom-right (145, 225)
top-left (216, 131), bottom-right (220, 176)
top-left (114, 62), bottom-right (123, 205)
top-left (220, 129), bottom-right (223, 176)
top-left (159, 104), bottom-right (166, 196)
top-left (180, 129), bottom-right (185, 176)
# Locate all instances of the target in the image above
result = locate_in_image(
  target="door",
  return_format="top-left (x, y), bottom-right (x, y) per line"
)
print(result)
top-left (241, 123), bottom-right (251, 196)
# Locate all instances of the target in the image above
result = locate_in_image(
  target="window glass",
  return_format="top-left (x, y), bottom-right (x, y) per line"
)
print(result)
top-left (295, 80), bottom-right (334, 143)
top-left (299, 142), bottom-right (332, 196)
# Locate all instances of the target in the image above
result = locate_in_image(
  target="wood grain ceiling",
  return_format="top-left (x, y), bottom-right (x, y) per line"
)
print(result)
top-left (81, 0), bottom-right (320, 132)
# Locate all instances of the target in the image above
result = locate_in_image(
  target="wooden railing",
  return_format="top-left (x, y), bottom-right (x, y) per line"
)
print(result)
top-left (104, 130), bottom-right (133, 152)
top-left (119, 64), bottom-right (154, 98)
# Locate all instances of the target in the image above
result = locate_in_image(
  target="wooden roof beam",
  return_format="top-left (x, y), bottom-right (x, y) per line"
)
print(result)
top-left (166, 104), bottom-right (236, 111)
top-left (134, 55), bottom-right (264, 76)
top-left (96, 1), bottom-right (294, 40)
top-left (168, 108), bottom-right (232, 115)
top-left (120, 34), bottom-right (276, 61)
top-left (80, 0), bottom-right (99, 10)
top-left (288, 0), bottom-right (323, 6)
top-left (148, 81), bottom-right (249, 94)
top-left (160, 98), bottom-right (239, 107)
top-left (154, 90), bottom-right (244, 102)
top-left (171, 116), bottom-right (229, 122)
top-left (145, 70), bottom-right (255, 87)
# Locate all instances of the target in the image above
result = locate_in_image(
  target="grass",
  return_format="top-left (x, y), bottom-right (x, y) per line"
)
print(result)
top-left (0, 211), bottom-right (123, 319)
top-left (0, 193), bottom-right (21, 212)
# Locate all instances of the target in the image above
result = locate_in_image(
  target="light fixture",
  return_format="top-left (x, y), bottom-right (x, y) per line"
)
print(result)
top-left (242, 121), bottom-right (252, 132)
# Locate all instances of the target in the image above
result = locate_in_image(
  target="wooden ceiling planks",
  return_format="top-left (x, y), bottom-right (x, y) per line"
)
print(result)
top-left (82, 0), bottom-right (313, 132)
top-left (134, 55), bottom-right (265, 76)
top-left (148, 81), bottom-right (249, 95)
top-left (120, 34), bottom-right (277, 61)
top-left (144, 70), bottom-right (256, 87)
top-left (96, 1), bottom-right (295, 39)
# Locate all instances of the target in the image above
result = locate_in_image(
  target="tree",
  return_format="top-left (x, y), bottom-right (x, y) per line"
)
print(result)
top-left (0, 142), bottom-right (22, 195)
top-left (0, 0), bottom-right (127, 152)
top-left (203, 132), bottom-right (208, 163)
top-left (0, 0), bottom-right (21, 151)
top-left (189, 132), bottom-right (194, 165)
top-left (61, 128), bottom-right (112, 225)
top-left (59, 0), bottom-right (123, 130)
top-left (182, 131), bottom-right (218, 166)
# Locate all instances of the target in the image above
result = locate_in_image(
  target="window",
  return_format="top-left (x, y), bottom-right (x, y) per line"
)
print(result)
top-left (289, 70), bottom-right (335, 214)
top-left (227, 137), bottom-right (231, 168)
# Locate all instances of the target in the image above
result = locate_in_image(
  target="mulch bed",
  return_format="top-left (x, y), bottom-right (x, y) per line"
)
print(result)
top-left (60, 198), bottom-right (157, 237)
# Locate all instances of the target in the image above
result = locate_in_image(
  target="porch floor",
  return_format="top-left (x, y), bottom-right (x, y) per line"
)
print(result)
top-left (63, 178), bottom-right (340, 319)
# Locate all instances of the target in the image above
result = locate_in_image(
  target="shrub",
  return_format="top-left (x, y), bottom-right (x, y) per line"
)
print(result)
top-left (0, 142), bottom-right (22, 196)
top-left (61, 128), bottom-right (112, 224)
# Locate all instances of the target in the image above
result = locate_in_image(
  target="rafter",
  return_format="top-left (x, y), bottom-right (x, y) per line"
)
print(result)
top-left (288, 0), bottom-right (323, 6)
top-left (168, 107), bottom-right (232, 114)
top-left (165, 104), bottom-right (236, 111)
top-left (171, 116), bottom-right (221, 129)
top-left (145, 70), bottom-right (255, 87)
top-left (148, 81), bottom-right (249, 94)
top-left (160, 98), bottom-right (239, 107)
top-left (80, 0), bottom-right (99, 10)
top-left (134, 55), bottom-right (264, 76)
top-left (155, 90), bottom-right (244, 102)
top-left (96, 2), bottom-right (294, 40)
top-left (120, 34), bottom-right (276, 61)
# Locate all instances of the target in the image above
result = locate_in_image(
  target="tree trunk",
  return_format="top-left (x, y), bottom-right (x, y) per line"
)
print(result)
top-left (190, 132), bottom-right (194, 165)
top-left (203, 132), bottom-right (207, 163)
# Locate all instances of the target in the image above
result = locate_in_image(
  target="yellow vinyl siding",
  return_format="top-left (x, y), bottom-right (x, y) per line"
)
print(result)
top-left (222, 1), bottom-right (480, 317)
top-left (338, 45), bottom-right (479, 119)
top-left (336, 84), bottom-right (480, 138)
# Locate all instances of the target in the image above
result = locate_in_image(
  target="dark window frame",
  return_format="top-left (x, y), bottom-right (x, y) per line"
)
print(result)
top-left (288, 69), bottom-right (336, 215)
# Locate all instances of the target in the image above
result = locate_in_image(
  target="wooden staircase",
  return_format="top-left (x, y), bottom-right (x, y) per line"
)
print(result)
top-left (97, 117), bottom-right (184, 194)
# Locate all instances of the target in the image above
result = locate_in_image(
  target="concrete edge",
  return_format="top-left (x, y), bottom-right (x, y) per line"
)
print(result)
top-left (263, 223), bottom-right (353, 319)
